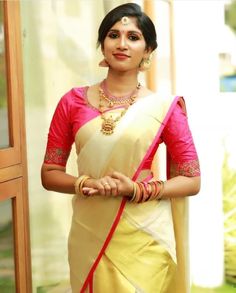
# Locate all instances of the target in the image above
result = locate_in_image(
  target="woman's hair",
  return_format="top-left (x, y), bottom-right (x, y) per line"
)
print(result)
top-left (97, 3), bottom-right (157, 51)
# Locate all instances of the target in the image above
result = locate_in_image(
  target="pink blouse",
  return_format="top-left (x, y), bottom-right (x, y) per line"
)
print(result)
top-left (44, 87), bottom-right (200, 177)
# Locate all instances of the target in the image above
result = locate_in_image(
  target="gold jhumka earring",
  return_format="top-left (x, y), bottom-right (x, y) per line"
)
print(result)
top-left (139, 55), bottom-right (152, 72)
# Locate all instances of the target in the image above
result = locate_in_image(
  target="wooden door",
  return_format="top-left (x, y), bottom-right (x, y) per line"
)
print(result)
top-left (0, 1), bottom-right (32, 292)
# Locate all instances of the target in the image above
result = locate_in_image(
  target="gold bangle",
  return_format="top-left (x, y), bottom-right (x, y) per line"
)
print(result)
top-left (129, 182), bottom-right (137, 202)
top-left (79, 176), bottom-right (91, 195)
top-left (74, 175), bottom-right (91, 196)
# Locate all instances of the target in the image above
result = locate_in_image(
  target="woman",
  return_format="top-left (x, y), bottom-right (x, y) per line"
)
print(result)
top-left (41, 3), bottom-right (200, 293)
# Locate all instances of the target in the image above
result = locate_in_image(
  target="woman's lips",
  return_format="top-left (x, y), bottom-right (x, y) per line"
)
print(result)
top-left (113, 53), bottom-right (130, 60)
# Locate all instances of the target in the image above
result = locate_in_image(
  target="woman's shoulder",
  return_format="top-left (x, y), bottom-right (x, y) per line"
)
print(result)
top-left (58, 86), bottom-right (89, 106)
top-left (68, 84), bottom-right (99, 101)
top-left (68, 86), bottom-right (88, 100)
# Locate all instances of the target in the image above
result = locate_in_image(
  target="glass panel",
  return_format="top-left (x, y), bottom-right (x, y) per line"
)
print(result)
top-left (0, 199), bottom-right (16, 293)
top-left (0, 3), bottom-right (10, 149)
top-left (219, 1), bottom-right (236, 92)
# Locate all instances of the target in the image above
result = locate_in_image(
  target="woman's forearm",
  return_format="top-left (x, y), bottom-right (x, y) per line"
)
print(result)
top-left (162, 175), bottom-right (201, 199)
top-left (41, 164), bottom-right (77, 194)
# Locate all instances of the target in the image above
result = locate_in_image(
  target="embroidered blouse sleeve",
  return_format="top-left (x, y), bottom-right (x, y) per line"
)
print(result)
top-left (44, 93), bottom-right (74, 167)
top-left (161, 101), bottom-right (200, 177)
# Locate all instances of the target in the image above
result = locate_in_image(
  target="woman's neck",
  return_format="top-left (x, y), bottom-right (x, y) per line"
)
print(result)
top-left (105, 70), bottom-right (139, 96)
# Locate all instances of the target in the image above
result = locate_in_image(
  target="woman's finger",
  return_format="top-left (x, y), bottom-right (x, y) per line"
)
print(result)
top-left (108, 180), bottom-right (119, 197)
top-left (82, 187), bottom-right (98, 196)
top-left (111, 171), bottom-right (124, 181)
top-left (103, 181), bottom-right (112, 196)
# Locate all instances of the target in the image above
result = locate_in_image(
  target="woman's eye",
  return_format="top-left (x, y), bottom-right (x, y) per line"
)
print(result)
top-left (108, 33), bottom-right (119, 39)
top-left (128, 35), bottom-right (139, 41)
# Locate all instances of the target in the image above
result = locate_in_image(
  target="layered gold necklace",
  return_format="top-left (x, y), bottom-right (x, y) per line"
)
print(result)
top-left (98, 80), bottom-right (140, 135)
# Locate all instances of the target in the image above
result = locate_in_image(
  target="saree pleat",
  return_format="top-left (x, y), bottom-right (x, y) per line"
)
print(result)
top-left (68, 94), bottom-right (188, 293)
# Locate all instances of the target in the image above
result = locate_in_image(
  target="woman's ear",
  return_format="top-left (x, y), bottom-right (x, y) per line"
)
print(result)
top-left (144, 47), bottom-right (152, 59)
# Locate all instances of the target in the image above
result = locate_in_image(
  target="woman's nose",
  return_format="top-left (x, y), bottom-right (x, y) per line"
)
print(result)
top-left (117, 36), bottom-right (128, 50)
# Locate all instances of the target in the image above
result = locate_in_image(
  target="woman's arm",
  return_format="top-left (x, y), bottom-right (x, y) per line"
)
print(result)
top-left (110, 172), bottom-right (200, 199)
top-left (161, 175), bottom-right (200, 198)
top-left (41, 163), bottom-right (124, 197)
top-left (41, 163), bottom-right (77, 194)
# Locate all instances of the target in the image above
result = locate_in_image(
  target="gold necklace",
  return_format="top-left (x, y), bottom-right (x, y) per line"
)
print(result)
top-left (100, 79), bottom-right (141, 108)
top-left (98, 82), bottom-right (140, 135)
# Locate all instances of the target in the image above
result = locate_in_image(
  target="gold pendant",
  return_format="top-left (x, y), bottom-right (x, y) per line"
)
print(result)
top-left (101, 117), bottom-right (116, 135)
top-left (108, 100), bottom-right (114, 108)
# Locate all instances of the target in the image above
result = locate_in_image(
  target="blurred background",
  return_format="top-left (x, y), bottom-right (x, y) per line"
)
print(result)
top-left (1, 0), bottom-right (236, 292)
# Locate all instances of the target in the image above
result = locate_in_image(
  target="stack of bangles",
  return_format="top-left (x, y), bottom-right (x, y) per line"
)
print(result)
top-left (129, 180), bottom-right (165, 203)
top-left (74, 175), bottom-right (91, 196)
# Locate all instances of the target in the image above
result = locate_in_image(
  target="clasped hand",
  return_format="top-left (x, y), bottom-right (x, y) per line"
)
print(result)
top-left (82, 171), bottom-right (133, 198)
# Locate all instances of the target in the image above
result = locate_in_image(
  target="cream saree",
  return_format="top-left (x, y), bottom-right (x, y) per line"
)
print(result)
top-left (68, 94), bottom-right (189, 293)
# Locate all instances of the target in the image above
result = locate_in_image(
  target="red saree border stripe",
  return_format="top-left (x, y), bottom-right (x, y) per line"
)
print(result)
top-left (89, 276), bottom-right (93, 293)
top-left (80, 95), bottom-right (182, 292)
top-left (80, 198), bottom-right (127, 293)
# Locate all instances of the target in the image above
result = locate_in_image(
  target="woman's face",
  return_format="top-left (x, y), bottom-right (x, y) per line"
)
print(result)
top-left (102, 17), bottom-right (150, 72)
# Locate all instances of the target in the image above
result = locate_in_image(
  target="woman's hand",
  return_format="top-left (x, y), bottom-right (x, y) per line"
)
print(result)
top-left (82, 171), bottom-right (134, 198)
top-left (82, 175), bottom-right (119, 197)
top-left (111, 171), bottom-right (134, 197)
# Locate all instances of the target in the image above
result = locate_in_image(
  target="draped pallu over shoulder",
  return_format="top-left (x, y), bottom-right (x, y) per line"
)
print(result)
top-left (68, 94), bottom-right (188, 293)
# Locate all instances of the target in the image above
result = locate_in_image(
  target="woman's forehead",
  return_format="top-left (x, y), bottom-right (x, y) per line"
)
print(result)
top-left (110, 17), bottom-right (141, 33)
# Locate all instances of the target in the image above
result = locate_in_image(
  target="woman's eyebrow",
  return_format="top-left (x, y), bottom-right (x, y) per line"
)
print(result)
top-left (108, 29), bottom-right (143, 36)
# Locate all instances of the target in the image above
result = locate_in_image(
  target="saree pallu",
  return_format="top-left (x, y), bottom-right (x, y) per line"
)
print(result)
top-left (68, 94), bottom-right (189, 293)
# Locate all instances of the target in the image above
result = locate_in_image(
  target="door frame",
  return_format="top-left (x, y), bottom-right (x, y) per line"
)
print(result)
top-left (0, 1), bottom-right (32, 292)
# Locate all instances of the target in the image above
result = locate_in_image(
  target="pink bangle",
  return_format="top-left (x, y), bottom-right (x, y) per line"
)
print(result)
top-left (156, 180), bottom-right (165, 200)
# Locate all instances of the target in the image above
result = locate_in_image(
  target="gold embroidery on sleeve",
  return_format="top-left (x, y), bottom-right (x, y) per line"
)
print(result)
top-left (44, 147), bottom-right (70, 165)
top-left (170, 159), bottom-right (200, 177)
